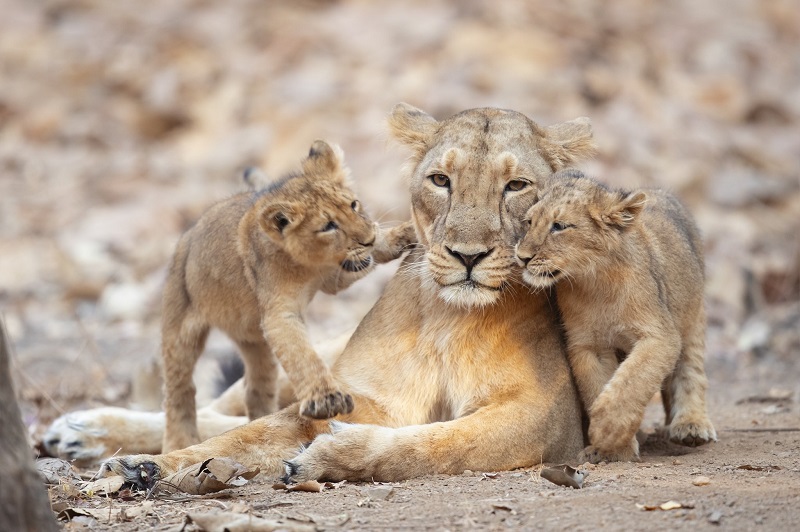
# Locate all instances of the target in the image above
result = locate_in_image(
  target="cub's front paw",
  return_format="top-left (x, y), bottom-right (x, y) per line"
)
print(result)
top-left (669, 417), bottom-right (717, 447)
top-left (300, 390), bottom-right (354, 419)
top-left (579, 437), bottom-right (640, 464)
top-left (588, 395), bottom-right (643, 454)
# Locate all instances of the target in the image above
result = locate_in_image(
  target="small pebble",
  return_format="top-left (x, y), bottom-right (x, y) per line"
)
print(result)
top-left (693, 475), bottom-right (711, 486)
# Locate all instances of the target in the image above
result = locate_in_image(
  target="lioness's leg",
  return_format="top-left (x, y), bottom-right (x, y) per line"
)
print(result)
top-left (665, 308), bottom-right (717, 446)
top-left (162, 313), bottom-right (210, 453)
top-left (235, 339), bottom-right (280, 420)
top-left (102, 394), bottom-right (391, 489)
top-left (285, 400), bottom-right (581, 482)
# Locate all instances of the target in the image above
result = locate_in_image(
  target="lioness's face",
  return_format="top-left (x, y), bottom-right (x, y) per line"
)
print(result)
top-left (389, 104), bottom-right (596, 308)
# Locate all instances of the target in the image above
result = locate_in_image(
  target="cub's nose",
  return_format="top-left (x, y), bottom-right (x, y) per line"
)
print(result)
top-left (516, 253), bottom-right (533, 266)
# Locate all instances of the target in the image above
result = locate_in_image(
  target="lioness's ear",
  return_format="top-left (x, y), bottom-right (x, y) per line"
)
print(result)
top-left (302, 140), bottom-right (345, 178)
top-left (387, 103), bottom-right (438, 156)
top-left (602, 190), bottom-right (647, 228)
top-left (541, 117), bottom-right (597, 171)
top-left (258, 201), bottom-right (302, 240)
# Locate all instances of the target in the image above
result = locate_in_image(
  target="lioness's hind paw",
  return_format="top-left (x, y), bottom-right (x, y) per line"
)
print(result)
top-left (101, 456), bottom-right (161, 491)
top-left (669, 419), bottom-right (717, 447)
top-left (300, 391), bottom-right (354, 419)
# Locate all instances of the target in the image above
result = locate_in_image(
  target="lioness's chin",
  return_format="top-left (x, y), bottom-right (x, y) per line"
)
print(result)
top-left (522, 269), bottom-right (559, 289)
top-left (438, 282), bottom-right (502, 308)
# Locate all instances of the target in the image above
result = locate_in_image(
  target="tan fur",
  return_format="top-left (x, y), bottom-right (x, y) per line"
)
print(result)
top-left (516, 170), bottom-right (717, 463)
top-left (94, 104), bottom-right (597, 486)
top-left (160, 140), bottom-right (415, 452)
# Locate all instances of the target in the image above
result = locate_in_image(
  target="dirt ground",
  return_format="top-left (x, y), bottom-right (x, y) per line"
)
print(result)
top-left (2, 0), bottom-right (799, 530)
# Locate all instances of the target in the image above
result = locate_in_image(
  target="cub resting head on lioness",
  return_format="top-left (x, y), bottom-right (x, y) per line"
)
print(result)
top-left (54, 103), bottom-right (598, 486)
top-left (160, 139), bottom-right (415, 452)
top-left (516, 170), bottom-right (717, 463)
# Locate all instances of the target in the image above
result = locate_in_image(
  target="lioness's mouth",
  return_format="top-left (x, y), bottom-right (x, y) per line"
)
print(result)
top-left (341, 256), bottom-right (373, 272)
top-left (450, 279), bottom-right (502, 292)
top-left (534, 269), bottom-right (561, 279)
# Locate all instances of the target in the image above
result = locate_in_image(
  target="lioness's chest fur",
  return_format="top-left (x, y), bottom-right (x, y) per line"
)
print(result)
top-left (335, 252), bottom-right (566, 427)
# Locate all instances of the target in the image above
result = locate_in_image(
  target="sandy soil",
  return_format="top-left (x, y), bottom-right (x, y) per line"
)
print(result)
top-left (1, 0), bottom-right (798, 530)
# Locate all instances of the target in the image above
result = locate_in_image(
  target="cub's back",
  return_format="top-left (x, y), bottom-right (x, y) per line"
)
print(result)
top-left (637, 189), bottom-right (704, 318)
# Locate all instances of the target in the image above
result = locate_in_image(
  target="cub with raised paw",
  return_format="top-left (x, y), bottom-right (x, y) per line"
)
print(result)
top-left (161, 140), bottom-right (414, 452)
top-left (516, 170), bottom-right (716, 463)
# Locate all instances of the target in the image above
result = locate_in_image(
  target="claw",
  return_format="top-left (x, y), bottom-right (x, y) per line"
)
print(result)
top-left (282, 459), bottom-right (299, 484)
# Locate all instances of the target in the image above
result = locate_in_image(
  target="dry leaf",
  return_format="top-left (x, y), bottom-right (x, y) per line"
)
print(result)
top-left (491, 503), bottom-right (517, 515)
top-left (693, 476), bottom-right (711, 486)
top-left (153, 458), bottom-right (259, 496)
top-left (636, 500), bottom-right (695, 511)
top-left (36, 458), bottom-right (80, 485)
top-left (272, 480), bottom-right (327, 493)
top-left (58, 502), bottom-right (153, 523)
top-left (188, 511), bottom-right (315, 532)
top-left (81, 475), bottom-right (125, 496)
top-left (540, 464), bottom-right (588, 489)
top-left (359, 486), bottom-right (394, 501)
top-left (736, 464), bottom-right (782, 472)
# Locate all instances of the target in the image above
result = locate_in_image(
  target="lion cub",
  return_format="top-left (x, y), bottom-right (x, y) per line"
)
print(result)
top-left (161, 140), bottom-right (415, 452)
top-left (516, 170), bottom-right (716, 462)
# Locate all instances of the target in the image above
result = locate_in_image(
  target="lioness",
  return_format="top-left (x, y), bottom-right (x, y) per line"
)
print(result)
top-left (50, 104), bottom-right (597, 486)
top-left (516, 170), bottom-right (717, 463)
top-left (161, 140), bottom-right (415, 452)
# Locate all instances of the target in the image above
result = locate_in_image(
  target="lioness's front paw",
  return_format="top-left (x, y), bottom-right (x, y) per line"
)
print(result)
top-left (284, 422), bottom-right (379, 482)
top-left (579, 437), bottom-right (640, 464)
top-left (669, 417), bottom-right (717, 447)
top-left (300, 390), bottom-right (354, 419)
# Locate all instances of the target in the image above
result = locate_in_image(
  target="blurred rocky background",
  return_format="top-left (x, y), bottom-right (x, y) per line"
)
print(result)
top-left (1, 0), bottom-right (797, 432)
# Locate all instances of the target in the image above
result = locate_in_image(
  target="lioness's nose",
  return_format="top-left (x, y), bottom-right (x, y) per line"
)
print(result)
top-left (446, 247), bottom-right (492, 271)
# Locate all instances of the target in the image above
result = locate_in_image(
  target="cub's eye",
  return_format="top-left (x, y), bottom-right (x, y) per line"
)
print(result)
top-left (505, 179), bottom-right (529, 192)
top-left (428, 174), bottom-right (450, 188)
top-left (321, 220), bottom-right (338, 232)
top-left (351, 200), bottom-right (360, 211)
top-left (551, 221), bottom-right (570, 233)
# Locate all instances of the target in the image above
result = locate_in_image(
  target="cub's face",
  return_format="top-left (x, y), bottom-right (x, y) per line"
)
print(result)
top-left (257, 141), bottom-right (377, 274)
top-left (516, 173), bottom-right (647, 289)
top-left (388, 104), bottom-right (596, 308)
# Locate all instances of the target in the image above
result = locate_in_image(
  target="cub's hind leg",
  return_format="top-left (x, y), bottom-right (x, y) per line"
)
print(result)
top-left (235, 339), bottom-right (280, 420)
top-left (161, 309), bottom-right (210, 453)
top-left (665, 307), bottom-right (716, 446)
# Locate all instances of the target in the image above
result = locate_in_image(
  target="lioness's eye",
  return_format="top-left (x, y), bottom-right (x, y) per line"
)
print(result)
top-left (428, 174), bottom-right (450, 188)
top-left (351, 200), bottom-right (359, 211)
top-left (505, 179), bottom-right (528, 192)
top-left (551, 222), bottom-right (569, 232)
top-left (322, 221), bottom-right (338, 232)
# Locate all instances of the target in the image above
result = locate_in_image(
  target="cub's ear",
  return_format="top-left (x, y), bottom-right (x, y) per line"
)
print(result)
top-left (387, 103), bottom-right (438, 156)
top-left (602, 190), bottom-right (648, 228)
top-left (302, 140), bottom-right (346, 178)
top-left (541, 117), bottom-right (597, 171)
top-left (258, 201), bottom-right (302, 240)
